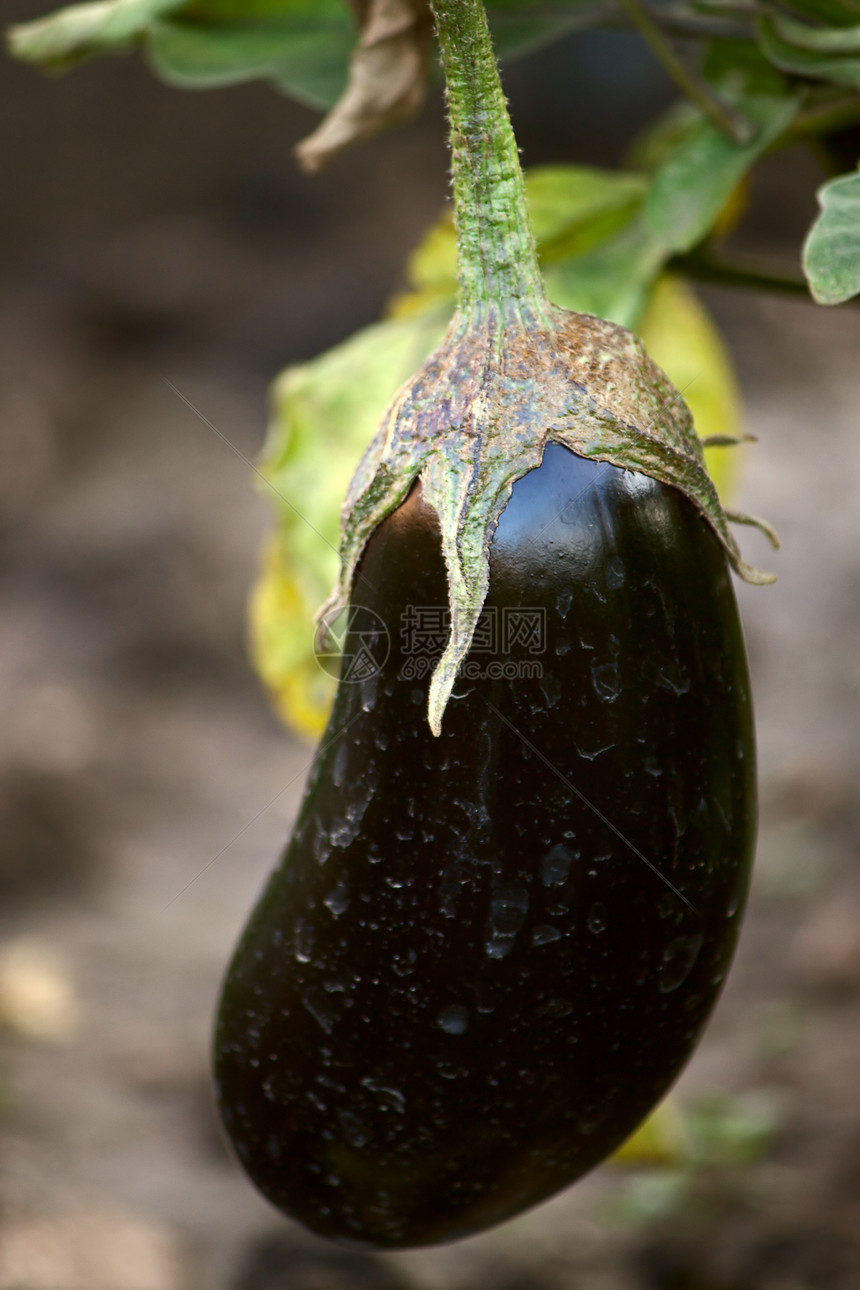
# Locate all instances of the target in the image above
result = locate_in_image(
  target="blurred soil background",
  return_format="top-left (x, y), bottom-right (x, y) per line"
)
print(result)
top-left (1, 6), bottom-right (859, 1288)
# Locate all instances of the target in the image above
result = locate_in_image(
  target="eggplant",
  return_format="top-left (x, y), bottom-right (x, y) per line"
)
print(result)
top-left (214, 443), bottom-right (755, 1249)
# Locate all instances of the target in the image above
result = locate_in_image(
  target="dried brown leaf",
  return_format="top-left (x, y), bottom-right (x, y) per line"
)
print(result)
top-left (295, 0), bottom-right (432, 173)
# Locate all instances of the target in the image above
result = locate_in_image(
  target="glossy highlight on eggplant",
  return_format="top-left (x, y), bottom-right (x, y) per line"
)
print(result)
top-left (214, 445), bottom-right (756, 1249)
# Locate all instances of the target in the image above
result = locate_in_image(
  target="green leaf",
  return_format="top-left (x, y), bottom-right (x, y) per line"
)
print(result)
top-left (147, 12), bottom-right (353, 107)
top-left (702, 36), bottom-right (791, 96)
top-left (627, 99), bottom-right (708, 173)
top-left (545, 212), bottom-right (667, 327)
top-left (8, 0), bottom-right (184, 68)
top-left (758, 13), bottom-right (860, 87)
top-left (776, 0), bottom-right (860, 28)
top-left (526, 164), bottom-right (648, 250)
top-left (8, 0), bottom-right (356, 109)
top-left (803, 169), bottom-right (860, 303)
top-left (645, 91), bottom-right (800, 253)
top-left (766, 10), bottom-right (860, 51)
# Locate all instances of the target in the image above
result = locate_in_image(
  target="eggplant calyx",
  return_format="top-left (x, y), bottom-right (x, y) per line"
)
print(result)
top-left (317, 302), bottom-right (776, 737)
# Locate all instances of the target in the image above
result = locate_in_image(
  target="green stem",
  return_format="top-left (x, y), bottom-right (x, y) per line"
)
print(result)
top-left (429, 0), bottom-right (551, 325)
top-left (617, 0), bottom-right (752, 143)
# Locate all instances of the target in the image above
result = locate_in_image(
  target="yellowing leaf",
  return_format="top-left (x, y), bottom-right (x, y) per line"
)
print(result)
top-left (249, 538), bottom-right (336, 740)
top-left (250, 310), bottom-right (446, 738)
top-left (638, 274), bottom-right (743, 501)
top-left (388, 212), bottom-right (456, 318)
top-left (611, 1096), bottom-right (688, 1167)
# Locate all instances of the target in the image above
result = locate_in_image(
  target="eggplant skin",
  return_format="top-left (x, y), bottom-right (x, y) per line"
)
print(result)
top-left (214, 444), bottom-right (756, 1250)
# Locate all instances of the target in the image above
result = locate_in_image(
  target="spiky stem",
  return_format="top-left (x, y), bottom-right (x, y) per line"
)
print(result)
top-left (429, 0), bottom-right (552, 328)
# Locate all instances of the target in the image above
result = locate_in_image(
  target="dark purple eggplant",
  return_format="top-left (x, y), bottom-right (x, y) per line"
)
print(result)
top-left (214, 443), bottom-right (755, 1249)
